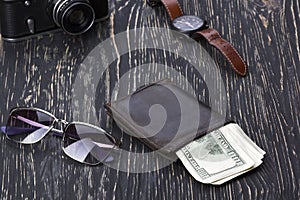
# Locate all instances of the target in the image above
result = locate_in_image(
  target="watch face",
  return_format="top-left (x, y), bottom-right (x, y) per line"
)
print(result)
top-left (172, 15), bottom-right (205, 34)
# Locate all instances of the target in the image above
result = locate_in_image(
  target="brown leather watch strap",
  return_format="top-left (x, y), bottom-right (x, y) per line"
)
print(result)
top-left (158, 0), bottom-right (247, 76)
top-left (160, 0), bottom-right (183, 20)
top-left (195, 28), bottom-right (247, 76)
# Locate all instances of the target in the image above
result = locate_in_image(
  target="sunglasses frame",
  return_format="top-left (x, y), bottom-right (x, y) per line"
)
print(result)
top-left (4, 107), bottom-right (120, 165)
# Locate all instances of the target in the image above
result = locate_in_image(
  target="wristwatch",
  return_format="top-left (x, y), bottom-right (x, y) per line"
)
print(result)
top-left (148, 0), bottom-right (247, 76)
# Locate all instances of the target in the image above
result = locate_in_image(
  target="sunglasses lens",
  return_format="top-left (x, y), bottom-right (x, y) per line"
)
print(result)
top-left (5, 108), bottom-right (55, 144)
top-left (63, 123), bottom-right (116, 165)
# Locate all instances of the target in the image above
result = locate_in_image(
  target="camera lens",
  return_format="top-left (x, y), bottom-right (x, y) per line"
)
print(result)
top-left (52, 0), bottom-right (95, 35)
top-left (68, 10), bottom-right (85, 25)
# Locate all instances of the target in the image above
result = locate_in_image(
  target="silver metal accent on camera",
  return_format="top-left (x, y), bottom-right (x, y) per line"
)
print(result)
top-left (24, 0), bottom-right (31, 6)
top-left (26, 18), bottom-right (35, 34)
top-left (52, 0), bottom-right (69, 26)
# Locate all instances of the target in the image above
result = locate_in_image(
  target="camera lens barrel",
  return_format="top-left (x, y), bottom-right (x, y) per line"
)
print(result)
top-left (52, 0), bottom-right (95, 35)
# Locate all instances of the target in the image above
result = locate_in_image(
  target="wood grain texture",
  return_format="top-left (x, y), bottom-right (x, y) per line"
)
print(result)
top-left (0, 0), bottom-right (299, 199)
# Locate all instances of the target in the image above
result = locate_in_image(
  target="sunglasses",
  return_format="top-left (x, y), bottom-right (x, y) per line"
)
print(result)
top-left (1, 107), bottom-right (120, 165)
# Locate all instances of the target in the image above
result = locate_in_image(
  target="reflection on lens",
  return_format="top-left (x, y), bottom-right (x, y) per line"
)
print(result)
top-left (68, 9), bottom-right (85, 25)
top-left (52, 0), bottom-right (95, 35)
top-left (5, 108), bottom-right (55, 144)
top-left (62, 123), bottom-right (116, 165)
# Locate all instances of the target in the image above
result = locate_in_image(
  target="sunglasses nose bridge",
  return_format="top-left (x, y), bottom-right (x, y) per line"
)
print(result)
top-left (55, 119), bottom-right (68, 132)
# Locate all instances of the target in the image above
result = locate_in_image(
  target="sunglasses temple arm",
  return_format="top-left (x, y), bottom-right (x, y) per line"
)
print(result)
top-left (2, 115), bottom-right (64, 137)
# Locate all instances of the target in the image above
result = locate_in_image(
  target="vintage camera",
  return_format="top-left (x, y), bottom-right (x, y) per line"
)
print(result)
top-left (0, 0), bottom-right (109, 41)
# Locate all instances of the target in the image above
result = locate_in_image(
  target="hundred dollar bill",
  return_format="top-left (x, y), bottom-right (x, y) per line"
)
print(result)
top-left (176, 127), bottom-right (255, 184)
top-left (230, 124), bottom-right (266, 157)
top-left (211, 124), bottom-right (265, 185)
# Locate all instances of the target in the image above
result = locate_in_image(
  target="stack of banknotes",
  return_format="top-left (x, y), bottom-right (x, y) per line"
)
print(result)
top-left (176, 123), bottom-right (265, 185)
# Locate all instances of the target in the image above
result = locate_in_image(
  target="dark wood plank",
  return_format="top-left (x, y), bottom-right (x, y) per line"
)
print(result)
top-left (0, 0), bottom-right (299, 199)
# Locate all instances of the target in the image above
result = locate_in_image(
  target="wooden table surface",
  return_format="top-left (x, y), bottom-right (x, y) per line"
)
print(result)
top-left (0, 0), bottom-right (299, 199)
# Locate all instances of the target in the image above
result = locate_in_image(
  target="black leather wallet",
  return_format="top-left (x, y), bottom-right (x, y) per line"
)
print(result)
top-left (105, 79), bottom-right (231, 159)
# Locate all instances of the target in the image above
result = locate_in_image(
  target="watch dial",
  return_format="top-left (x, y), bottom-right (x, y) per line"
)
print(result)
top-left (172, 15), bottom-right (205, 34)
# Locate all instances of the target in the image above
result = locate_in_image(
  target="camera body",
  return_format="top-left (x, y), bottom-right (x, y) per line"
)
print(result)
top-left (0, 0), bottom-right (109, 41)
